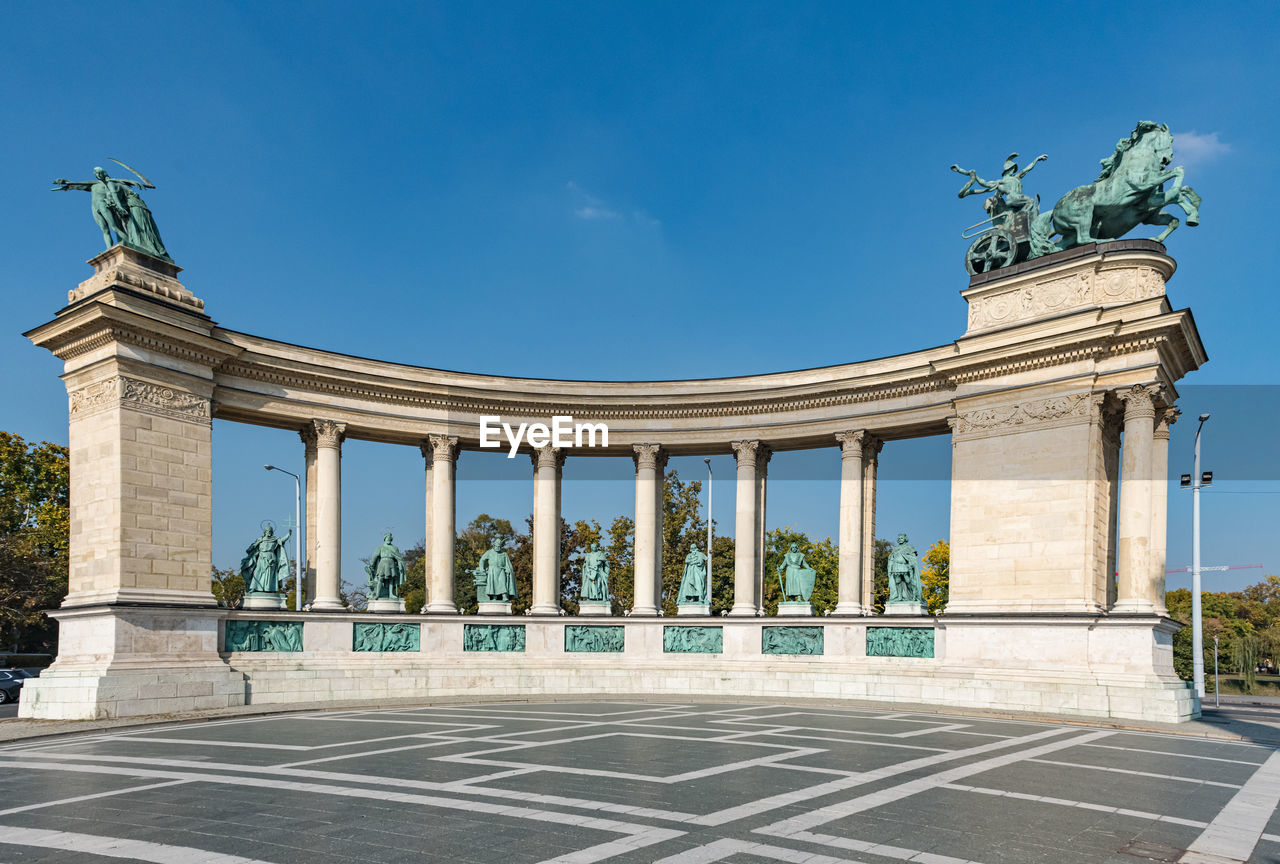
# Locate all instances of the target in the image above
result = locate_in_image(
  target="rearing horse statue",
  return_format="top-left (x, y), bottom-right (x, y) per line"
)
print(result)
top-left (1034, 121), bottom-right (1201, 251)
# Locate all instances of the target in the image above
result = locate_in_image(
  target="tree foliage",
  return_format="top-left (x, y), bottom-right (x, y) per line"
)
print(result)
top-left (1166, 575), bottom-right (1280, 693)
top-left (0, 432), bottom-right (69, 652)
top-left (921, 539), bottom-right (950, 615)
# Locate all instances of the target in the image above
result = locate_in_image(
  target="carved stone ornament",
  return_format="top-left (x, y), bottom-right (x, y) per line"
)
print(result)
top-left (299, 425), bottom-right (318, 452)
top-left (532, 445), bottom-right (566, 469)
top-left (1154, 407), bottom-right (1180, 440)
top-left (69, 375), bottom-right (210, 424)
top-left (731, 440), bottom-right (760, 465)
top-left (632, 443), bottom-right (664, 471)
top-left (835, 430), bottom-right (867, 459)
top-left (313, 419), bottom-right (347, 449)
top-left (965, 264), bottom-right (1166, 334)
top-left (1119, 384), bottom-right (1157, 421)
top-left (428, 433), bottom-right (459, 463)
top-left (952, 392), bottom-right (1095, 438)
top-left (418, 441), bottom-right (434, 467)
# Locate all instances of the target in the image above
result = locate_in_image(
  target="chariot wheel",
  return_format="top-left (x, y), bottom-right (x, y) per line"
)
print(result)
top-left (965, 229), bottom-right (1017, 275)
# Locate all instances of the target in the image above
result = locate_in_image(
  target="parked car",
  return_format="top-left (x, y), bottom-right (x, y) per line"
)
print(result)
top-left (0, 669), bottom-right (28, 703)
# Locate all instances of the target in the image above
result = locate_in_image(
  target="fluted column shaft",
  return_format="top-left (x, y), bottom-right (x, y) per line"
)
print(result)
top-left (531, 446), bottom-right (564, 615)
top-left (835, 430), bottom-right (866, 615)
top-left (426, 435), bottom-right (460, 613)
top-left (311, 419), bottom-right (346, 611)
top-left (730, 441), bottom-right (761, 616)
top-left (1115, 385), bottom-right (1157, 613)
top-left (631, 444), bottom-right (663, 615)
top-left (1150, 408), bottom-right (1177, 615)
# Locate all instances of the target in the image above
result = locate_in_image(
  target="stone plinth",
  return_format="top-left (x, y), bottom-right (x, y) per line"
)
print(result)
top-left (578, 601), bottom-right (611, 616)
top-left (777, 602), bottom-right (813, 617)
top-left (243, 593), bottom-right (288, 611)
top-left (368, 598), bottom-right (406, 614)
top-left (884, 602), bottom-right (926, 616)
top-left (677, 603), bottom-right (711, 616)
top-left (477, 601), bottom-right (512, 615)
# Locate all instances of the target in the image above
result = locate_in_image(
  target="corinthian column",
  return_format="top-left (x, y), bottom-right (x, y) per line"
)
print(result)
top-left (861, 437), bottom-right (882, 611)
top-left (1150, 407), bottom-right (1178, 615)
top-left (419, 442), bottom-right (434, 607)
top-left (730, 440), bottom-right (761, 616)
top-left (631, 444), bottom-right (663, 616)
top-left (530, 446), bottom-right (565, 615)
top-left (311, 419), bottom-right (346, 611)
top-left (300, 426), bottom-right (318, 606)
top-left (426, 435), bottom-right (460, 614)
top-left (835, 430), bottom-right (866, 615)
top-left (1114, 385), bottom-right (1157, 613)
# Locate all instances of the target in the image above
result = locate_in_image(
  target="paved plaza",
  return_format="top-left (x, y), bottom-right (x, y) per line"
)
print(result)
top-left (1, 701), bottom-right (1279, 864)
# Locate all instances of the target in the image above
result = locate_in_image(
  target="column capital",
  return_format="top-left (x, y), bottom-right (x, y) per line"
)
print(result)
top-left (757, 443), bottom-right (772, 468)
top-left (1119, 384), bottom-right (1158, 421)
top-left (1154, 406), bottom-right (1180, 440)
top-left (313, 419), bottom-right (346, 449)
top-left (531, 445), bottom-right (567, 469)
top-left (731, 440), bottom-right (761, 466)
top-left (632, 443), bottom-right (665, 471)
top-left (419, 440), bottom-right (434, 467)
top-left (835, 430), bottom-right (867, 459)
top-left (299, 424), bottom-right (317, 452)
top-left (428, 434), bottom-right (460, 464)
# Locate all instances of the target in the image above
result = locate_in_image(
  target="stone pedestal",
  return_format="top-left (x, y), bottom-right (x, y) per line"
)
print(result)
top-left (677, 603), bottom-right (711, 616)
top-left (478, 601), bottom-right (513, 615)
top-left (368, 598), bottom-right (406, 613)
top-left (777, 601), bottom-right (814, 617)
top-left (578, 601), bottom-right (612, 616)
top-left (242, 593), bottom-right (287, 611)
top-left (885, 602), bottom-right (926, 616)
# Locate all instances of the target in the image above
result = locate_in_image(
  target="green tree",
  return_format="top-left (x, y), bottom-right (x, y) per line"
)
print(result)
top-left (0, 432), bottom-right (69, 653)
top-left (211, 566), bottom-right (245, 609)
top-left (603, 515), bottom-right (634, 616)
top-left (871, 538), bottom-right (891, 613)
top-left (921, 539), bottom-right (950, 615)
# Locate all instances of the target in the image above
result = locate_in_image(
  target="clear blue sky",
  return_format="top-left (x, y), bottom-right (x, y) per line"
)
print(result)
top-left (3, 2), bottom-right (1277, 592)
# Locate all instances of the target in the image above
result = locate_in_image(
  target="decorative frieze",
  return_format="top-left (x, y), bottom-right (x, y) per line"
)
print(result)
top-left (951, 392), bottom-right (1095, 439)
top-left (565, 625), bottom-right (625, 653)
top-left (965, 264), bottom-right (1166, 333)
top-left (463, 623), bottom-right (525, 652)
top-left (866, 626), bottom-right (934, 658)
top-left (762, 626), bottom-right (824, 655)
top-left (69, 375), bottom-right (210, 424)
top-left (224, 620), bottom-right (303, 652)
top-left (663, 626), bottom-right (723, 654)
top-left (353, 622), bottom-right (420, 652)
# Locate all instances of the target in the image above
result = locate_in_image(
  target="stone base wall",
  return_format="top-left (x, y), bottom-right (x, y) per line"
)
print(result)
top-left (19, 610), bottom-right (1197, 724)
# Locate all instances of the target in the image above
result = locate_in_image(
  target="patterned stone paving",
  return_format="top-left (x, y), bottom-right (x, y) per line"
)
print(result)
top-left (1, 701), bottom-right (1279, 863)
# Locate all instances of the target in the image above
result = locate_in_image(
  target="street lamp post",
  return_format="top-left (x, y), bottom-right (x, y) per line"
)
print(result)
top-left (265, 464), bottom-right (304, 612)
top-left (1191, 413), bottom-right (1210, 700)
top-left (704, 458), bottom-right (713, 606)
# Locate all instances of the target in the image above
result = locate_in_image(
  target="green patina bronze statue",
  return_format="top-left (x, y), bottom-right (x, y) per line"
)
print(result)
top-left (52, 159), bottom-right (172, 261)
top-left (239, 525), bottom-right (291, 595)
top-left (365, 532), bottom-right (407, 601)
top-left (677, 547), bottom-right (710, 604)
top-left (887, 533), bottom-right (922, 606)
top-left (580, 541), bottom-right (610, 602)
top-left (472, 537), bottom-right (518, 603)
top-left (776, 543), bottom-right (817, 603)
top-left (953, 122), bottom-right (1201, 274)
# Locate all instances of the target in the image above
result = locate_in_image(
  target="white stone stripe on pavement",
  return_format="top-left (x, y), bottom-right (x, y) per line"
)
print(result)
top-left (1179, 749), bottom-right (1280, 864)
top-left (0, 827), bottom-right (274, 864)
top-left (0, 779), bottom-right (191, 816)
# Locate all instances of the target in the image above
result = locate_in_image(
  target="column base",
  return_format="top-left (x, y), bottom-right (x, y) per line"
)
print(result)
top-left (529, 603), bottom-right (560, 616)
top-left (426, 602), bottom-right (459, 614)
top-left (310, 597), bottom-right (346, 612)
top-left (885, 602), bottom-right (927, 616)
top-left (478, 601), bottom-right (513, 615)
top-left (831, 601), bottom-right (866, 616)
top-left (629, 605), bottom-right (659, 617)
top-left (243, 593), bottom-right (288, 610)
top-left (1110, 600), bottom-right (1159, 614)
top-left (578, 601), bottom-right (612, 616)
top-left (728, 602), bottom-right (757, 617)
top-left (777, 601), bottom-right (814, 617)
top-left (368, 598), bottom-right (406, 613)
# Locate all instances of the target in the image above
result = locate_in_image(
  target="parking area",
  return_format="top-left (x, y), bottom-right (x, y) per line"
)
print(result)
top-left (1, 700), bottom-right (1279, 863)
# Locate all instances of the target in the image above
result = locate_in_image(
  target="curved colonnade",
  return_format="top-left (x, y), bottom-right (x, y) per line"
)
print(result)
top-left (22, 239), bottom-right (1207, 722)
